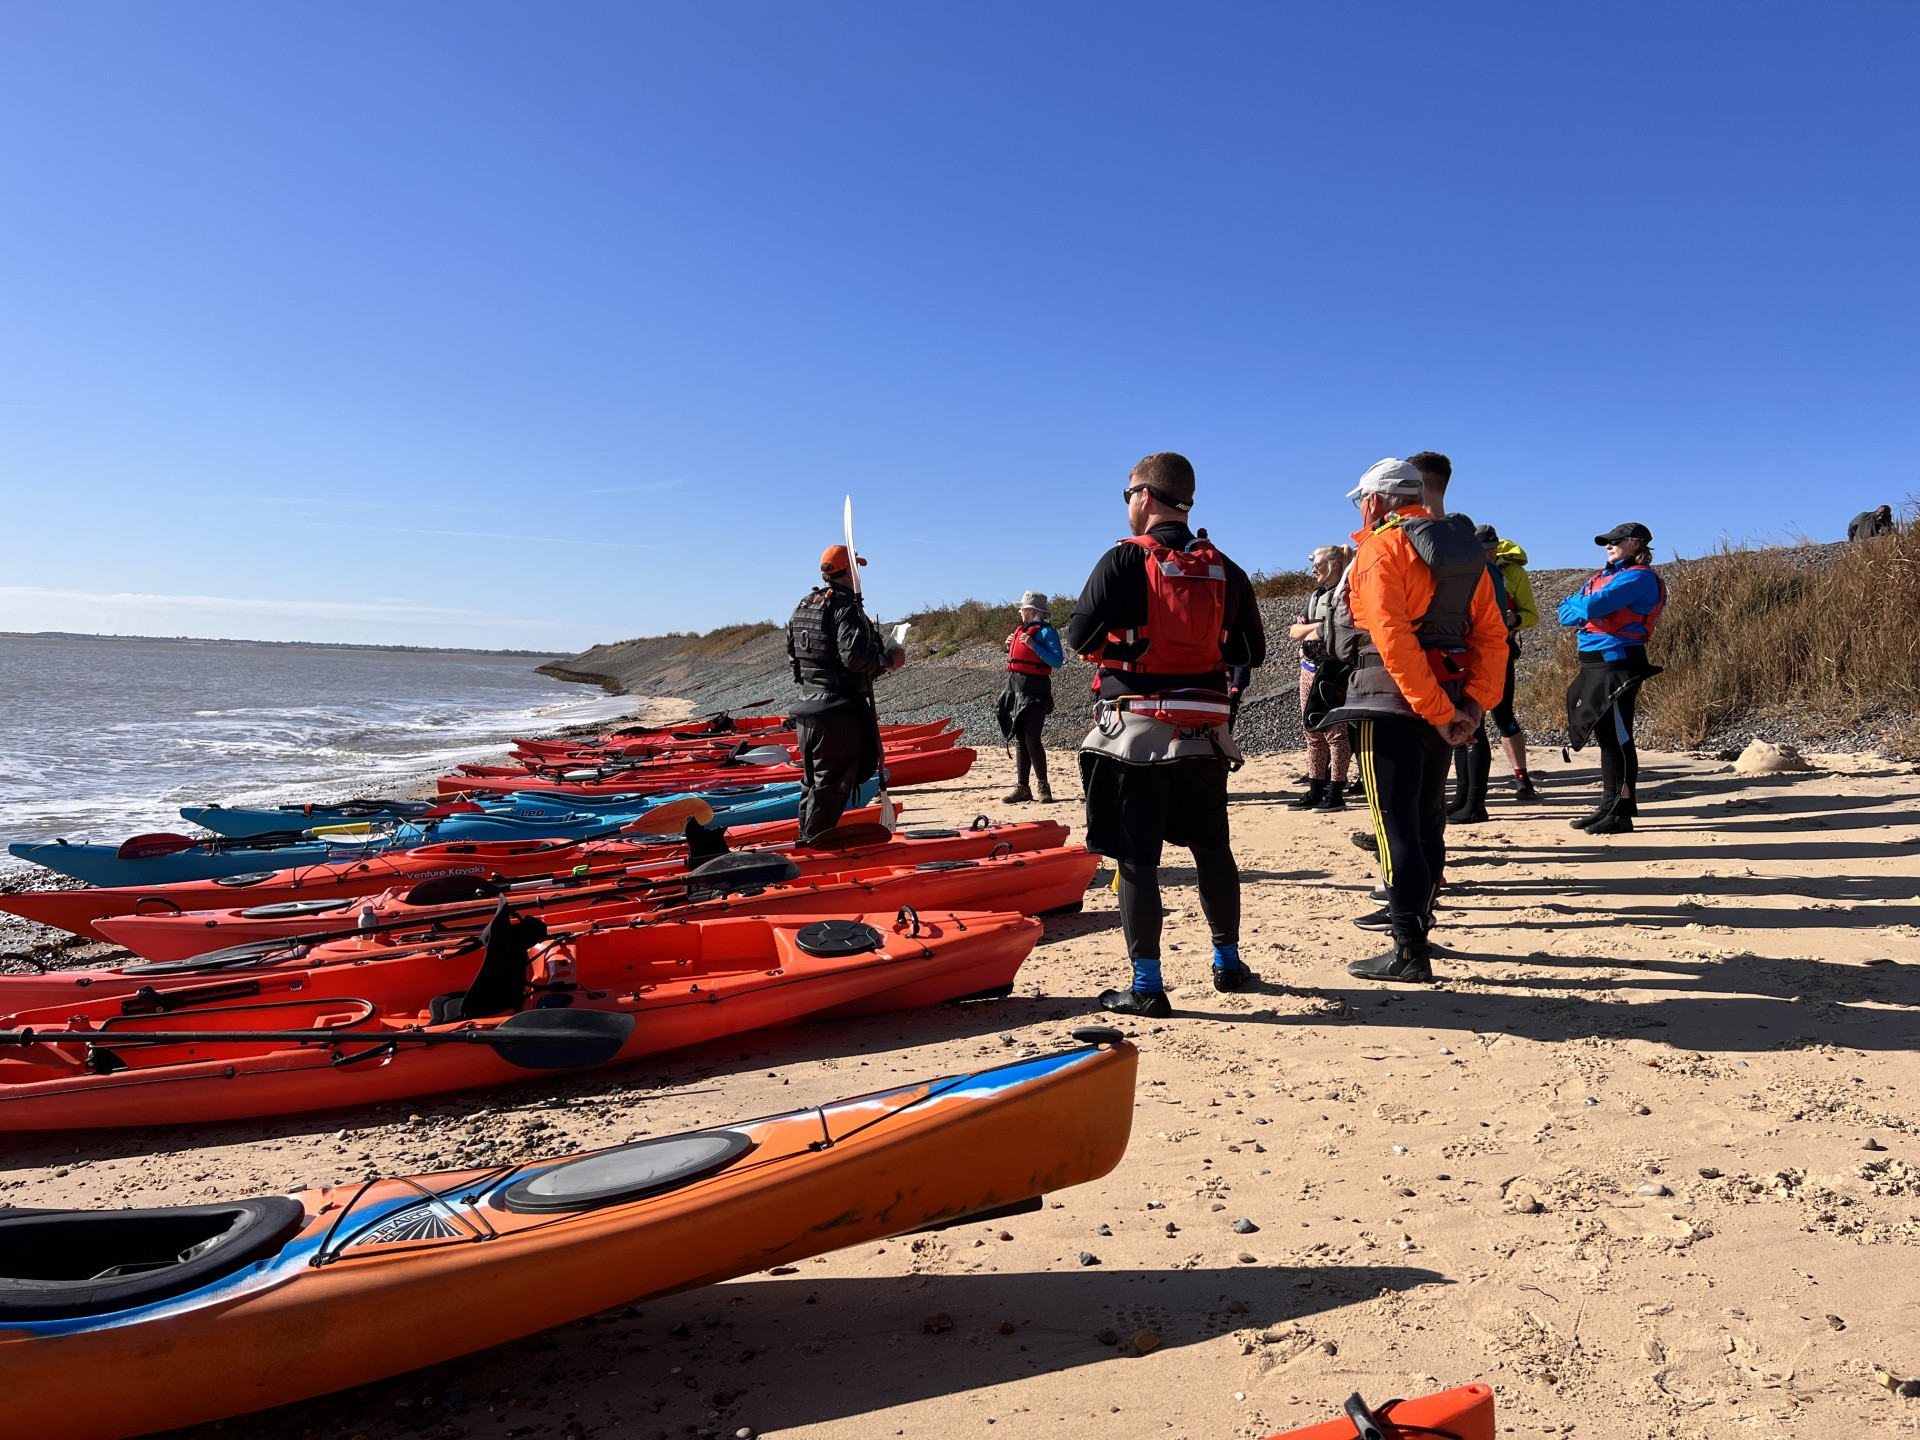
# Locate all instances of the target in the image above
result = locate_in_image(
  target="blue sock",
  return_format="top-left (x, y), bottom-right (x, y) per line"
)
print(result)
top-left (1212, 943), bottom-right (1241, 972)
top-left (1131, 957), bottom-right (1164, 993)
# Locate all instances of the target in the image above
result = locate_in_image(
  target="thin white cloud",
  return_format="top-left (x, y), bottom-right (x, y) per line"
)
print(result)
top-left (0, 585), bottom-right (597, 648)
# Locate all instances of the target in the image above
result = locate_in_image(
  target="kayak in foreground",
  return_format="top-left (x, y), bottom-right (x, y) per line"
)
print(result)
top-left (0, 906), bottom-right (1044, 1129)
top-left (1263, 1385), bottom-right (1495, 1438)
top-left (0, 1032), bottom-right (1137, 1440)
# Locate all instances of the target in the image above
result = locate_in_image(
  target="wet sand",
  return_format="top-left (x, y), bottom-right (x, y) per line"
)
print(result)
top-left (6, 741), bottom-right (1919, 1438)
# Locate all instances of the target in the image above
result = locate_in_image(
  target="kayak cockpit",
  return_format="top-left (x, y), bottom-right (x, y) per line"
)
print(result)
top-left (0, 1197), bottom-right (306, 1321)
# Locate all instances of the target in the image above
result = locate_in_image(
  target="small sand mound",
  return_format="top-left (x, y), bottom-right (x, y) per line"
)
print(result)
top-left (1734, 738), bottom-right (1813, 775)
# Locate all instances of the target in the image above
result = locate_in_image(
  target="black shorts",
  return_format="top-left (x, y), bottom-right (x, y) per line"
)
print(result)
top-left (1079, 754), bottom-right (1231, 866)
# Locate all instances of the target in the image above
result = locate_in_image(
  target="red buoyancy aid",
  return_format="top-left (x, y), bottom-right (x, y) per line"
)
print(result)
top-left (1580, 564), bottom-right (1667, 642)
top-left (1095, 533), bottom-right (1230, 679)
top-left (1006, 622), bottom-right (1053, 675)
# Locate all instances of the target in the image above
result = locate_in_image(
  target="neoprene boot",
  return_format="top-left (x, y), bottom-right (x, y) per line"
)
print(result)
top-left (1003, 784), bottom-right (1032, 804)
top-left (1036, 781), bottom-right (1055, 803)
top-left (1512, 775), bottom-right (1539, 802)
top-left (1212, 943), bottom-right (1256, 992)
top-left (1586, 796), bottom-right (1637, 835)
top-left (1099, 987), bottom-right (1172, 1018)
top-left (1570, 793), bottom-right (1619, 830)
top-left (1351, 830), bottom-right (1378, 853)
top-left (1448, 746), bottom-right (1492, 823)
top-left (1314, 781), bottom-right (1348, 811)
top-left (1348, 937), bottom-right (1435, 984)
top-left (1288, 780), bottom-right (1328, 810)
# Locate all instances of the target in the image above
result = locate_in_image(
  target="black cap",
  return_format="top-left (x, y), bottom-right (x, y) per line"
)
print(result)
top-left (1473, 523), bottom-right (1498, 544)
top-left (1595, 522), bottom-right (1652, 546)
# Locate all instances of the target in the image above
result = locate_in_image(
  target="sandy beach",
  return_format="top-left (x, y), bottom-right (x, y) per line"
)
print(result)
top-left (6, 739), bottom-right (1919, 1439)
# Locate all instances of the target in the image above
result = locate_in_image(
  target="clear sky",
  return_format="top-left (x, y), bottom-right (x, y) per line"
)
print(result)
top-left (2, 3), bottom-right (1914, 649)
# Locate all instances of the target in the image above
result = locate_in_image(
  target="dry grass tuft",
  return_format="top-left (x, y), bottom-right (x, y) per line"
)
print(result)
top-left (904, 597), bottom-right (1076, 657)
top-left (675, 622), bottom-right (779, 658)
top-left (1516, 530), bottom-right (1920, 752)
top-left (1251, 569), bottom-right (1317, 600)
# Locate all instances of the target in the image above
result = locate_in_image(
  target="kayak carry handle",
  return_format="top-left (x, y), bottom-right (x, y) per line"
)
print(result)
top-left (894, 905), bottom-right (922, 938)
top-left (131, 895), bottom-right (185, 915)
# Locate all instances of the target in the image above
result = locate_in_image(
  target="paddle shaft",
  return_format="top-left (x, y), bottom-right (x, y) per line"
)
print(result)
top-left (0, 1023), bottom-right (603, 1049)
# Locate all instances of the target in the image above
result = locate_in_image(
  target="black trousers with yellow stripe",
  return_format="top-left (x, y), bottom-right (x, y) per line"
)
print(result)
top-left (1355, 716), bottom-right (1451, 945)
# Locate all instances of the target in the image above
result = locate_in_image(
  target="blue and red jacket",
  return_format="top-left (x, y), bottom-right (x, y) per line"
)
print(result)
top-left (1558, 561), bottom-right (1665, 660)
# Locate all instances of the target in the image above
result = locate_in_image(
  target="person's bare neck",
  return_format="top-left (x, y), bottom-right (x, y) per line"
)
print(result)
top-left (1132, 500), bottom-right (1189, 535)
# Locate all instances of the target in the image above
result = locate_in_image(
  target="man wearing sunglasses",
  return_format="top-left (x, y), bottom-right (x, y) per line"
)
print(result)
top-left (1065, 451), bottom-right (1266, 1018)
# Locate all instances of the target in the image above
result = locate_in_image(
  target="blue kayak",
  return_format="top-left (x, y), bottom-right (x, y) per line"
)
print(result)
top-left (15, 781), bottom-right (868, 887)
top-left (181, 784), bottom-right (792, 839)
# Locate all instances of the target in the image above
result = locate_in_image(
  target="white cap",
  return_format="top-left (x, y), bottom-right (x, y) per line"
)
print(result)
top-left (1346, 457), bottom-right (1426, 502)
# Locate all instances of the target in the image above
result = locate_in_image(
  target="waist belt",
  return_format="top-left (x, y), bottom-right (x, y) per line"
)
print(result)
top-left (1113, 690), bottom-right (1233, 728)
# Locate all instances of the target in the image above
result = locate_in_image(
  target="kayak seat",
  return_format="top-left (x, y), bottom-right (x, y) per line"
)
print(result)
top-left (212, 871), bottom-right (282, 888)
top-left (403, 874), bottom-right (504, 907)
top-left (497, 1130), bottom-right (754, 1215)
top-left (684, 852), bottom-right (803, 900)
top-left (445, 903), bottom-right (552, 1021)
top-left (0, 1197), bottom-right (306, 1322)
top-left (684, 816), bottom-right (730, 866)
top-left (794, 920), bottom-right (884, 958)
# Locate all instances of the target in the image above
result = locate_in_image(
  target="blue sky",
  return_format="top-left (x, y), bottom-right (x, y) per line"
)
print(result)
top-left (2, 3), bottom-right (1914, 650)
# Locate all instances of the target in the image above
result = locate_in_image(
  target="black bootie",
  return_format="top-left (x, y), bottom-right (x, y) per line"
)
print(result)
top-left (1587, 796), bottom-right (1638, 835)
top-left (1570, 793), bottom-right (1619, 831)
top-left (1288, 780), bottom-right (1328, 810)
top-left (1348, 937), bottom-right (1435, 984)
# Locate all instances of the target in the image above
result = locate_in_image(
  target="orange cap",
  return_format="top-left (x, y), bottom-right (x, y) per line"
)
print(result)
top-left (820, 544), bottom-right (868, 575)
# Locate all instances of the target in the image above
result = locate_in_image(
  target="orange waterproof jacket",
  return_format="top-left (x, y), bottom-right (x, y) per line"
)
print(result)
top-left (1346, 507), bottom-right (1509, 726)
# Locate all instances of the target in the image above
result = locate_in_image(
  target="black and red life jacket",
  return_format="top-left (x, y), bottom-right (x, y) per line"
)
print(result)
top-left (1091, 533), bottom-right (1229, 680)
top-left (1006, 622), bottom-right (1052, 676)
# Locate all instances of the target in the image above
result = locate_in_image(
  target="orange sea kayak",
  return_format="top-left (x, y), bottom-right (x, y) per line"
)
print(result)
top-left (0, 907), bottom-right (1043, 1130)
top-left (0, 1032), bottom-right (1138, 1440)
top-left (1265, 1385), bottom-right (1495, 1438)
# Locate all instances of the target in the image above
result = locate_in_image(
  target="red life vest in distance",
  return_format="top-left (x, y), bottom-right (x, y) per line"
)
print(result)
top-left (1097, 533), bottom-right (1230, 679)
top-left (1006, 622), bottom-right (1052, 676)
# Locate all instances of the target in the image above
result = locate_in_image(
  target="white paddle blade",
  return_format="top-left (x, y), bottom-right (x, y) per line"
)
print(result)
top-left (843, 493), bottom-right (861, 596)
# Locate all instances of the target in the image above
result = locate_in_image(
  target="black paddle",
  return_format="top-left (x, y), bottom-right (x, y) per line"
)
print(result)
top-left (0, 1008), bottom-right (637, 1072)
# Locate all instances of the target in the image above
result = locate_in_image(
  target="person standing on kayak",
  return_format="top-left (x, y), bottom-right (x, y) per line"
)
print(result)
top-left (1559, 522), bottom-right (1665, 836)
top-left (1314, 458), bottom-right (1508, 984)
top-left (785, 544), bottom-right (904, 843)
top-left (999, 590), bottom-right (1063, 804)
top-left (1066, 452), bottom-right (1266, 1018)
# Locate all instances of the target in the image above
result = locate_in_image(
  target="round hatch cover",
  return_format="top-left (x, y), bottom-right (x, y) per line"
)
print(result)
top-left (794, 919), bottom-right (884, 957)
top-left (499, 1130), bottom-right (754, 1214)
top-left (238, 898), bottom-right (355, 920)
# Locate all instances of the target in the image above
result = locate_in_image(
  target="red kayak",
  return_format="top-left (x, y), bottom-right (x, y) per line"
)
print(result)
top-left (0, 907), bottom-right (1044, 1130)
top-left (440, 745), bottom-right (977, 798)
top-left (88, 843), bottom-right (1095, 966)
top-left (0, 811), bottom-right (1057, 944)
top-left (509, 718), bottom-right (958, 764)
top-left (470, 726), bottom-right (962, 782)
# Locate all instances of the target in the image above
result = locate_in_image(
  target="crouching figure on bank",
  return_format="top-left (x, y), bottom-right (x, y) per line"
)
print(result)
top-left (1064, 452), bottom-right (1266, 1018)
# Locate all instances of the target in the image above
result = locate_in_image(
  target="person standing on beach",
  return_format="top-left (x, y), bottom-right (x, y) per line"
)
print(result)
top-left (785, 543), bottom-right (904, 843)
top-left (999, 590), bottom-right (1063, 803)
top-left (1559, 522), bottom-right (1665, 836)
top-left (1485, 525), bottom-right (1540, 800)
top-left (1314, 458), bottom-right (1508, 984)
top-left (1848, 504), bottom-right (1894, 542)
top-left (1066, 452), bottom-right (1266, 1018)
top-left (1287, 544), bottom-right (1355, 810)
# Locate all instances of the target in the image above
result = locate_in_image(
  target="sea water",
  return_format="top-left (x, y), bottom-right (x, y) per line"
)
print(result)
top-left (0, 634), bottom-right (636, 858)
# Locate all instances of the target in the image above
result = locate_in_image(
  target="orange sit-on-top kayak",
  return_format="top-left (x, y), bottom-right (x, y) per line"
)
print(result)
top-left (1265, 1385), bottom-right (1495, 1438)
top-left (0, 1031), bottom-right (1138, 1440)
top-left (0, 907), bottom-right (1043, 1130)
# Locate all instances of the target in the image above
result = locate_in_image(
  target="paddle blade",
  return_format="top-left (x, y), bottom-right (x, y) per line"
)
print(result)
top-left (310, 822), bottom-right (375, 838)
top-left (736, 746), bottom-right (791, 767)
top-left (490, 1008), bottom-right (635, 1070)
top-left (423, 800), bottom-right (484, 818)
top-left (116, 833), bottom-right (204, 860)
top-left (620, 797), bottom-right (716, 835)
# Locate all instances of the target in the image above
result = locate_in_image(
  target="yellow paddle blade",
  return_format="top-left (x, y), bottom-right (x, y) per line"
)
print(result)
top-left (620, 796), bottom-right (715, 835)
top-left (312, 822), bottom-right (376, 838)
